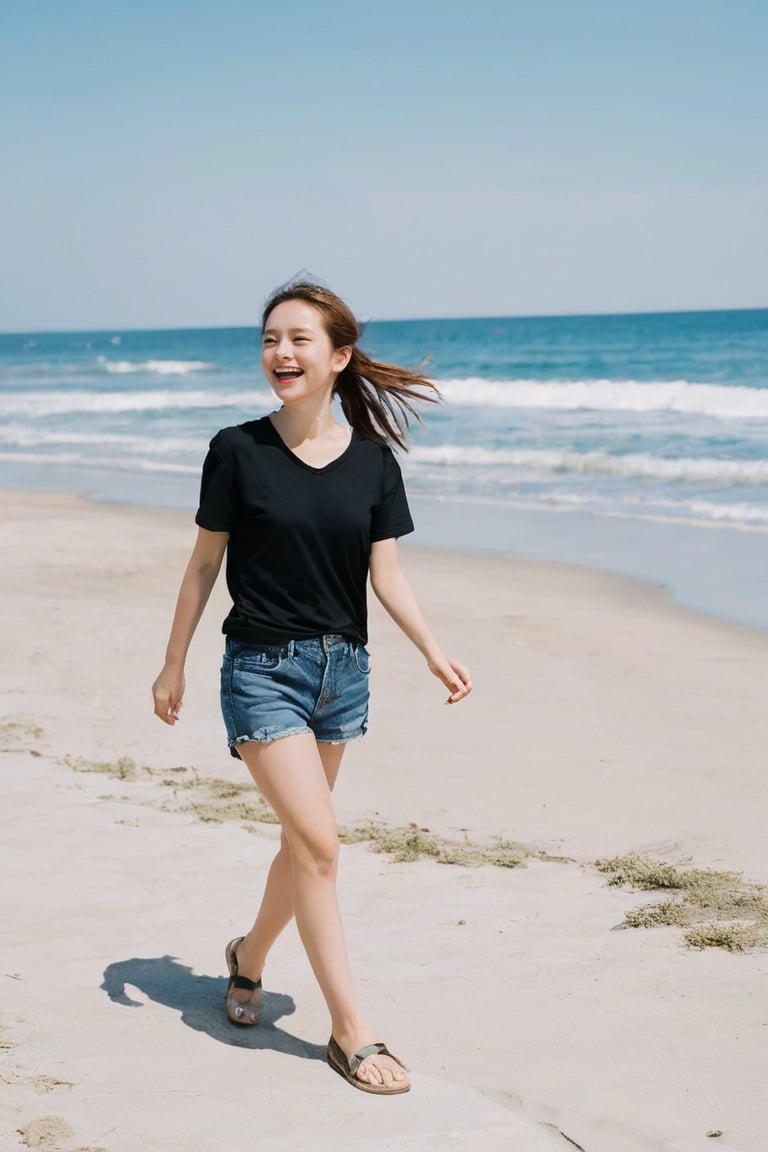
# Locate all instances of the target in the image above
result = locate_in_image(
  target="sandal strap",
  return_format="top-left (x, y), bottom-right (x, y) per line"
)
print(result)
top-left (349, 1042), bottom-right (398, 1075)
top-left (230, 974), bottom-right (262, 992)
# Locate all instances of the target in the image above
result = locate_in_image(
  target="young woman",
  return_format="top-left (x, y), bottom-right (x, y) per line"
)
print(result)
top-left (152, 281), bottom-right (472, 1095)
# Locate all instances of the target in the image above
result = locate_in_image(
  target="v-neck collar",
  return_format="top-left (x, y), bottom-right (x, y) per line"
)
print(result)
top-left (264, 415), bottom-right (357, 474)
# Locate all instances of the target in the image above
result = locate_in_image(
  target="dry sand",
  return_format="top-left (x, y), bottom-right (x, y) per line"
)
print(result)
top-left (2, 490), bottom-right (767, 1152)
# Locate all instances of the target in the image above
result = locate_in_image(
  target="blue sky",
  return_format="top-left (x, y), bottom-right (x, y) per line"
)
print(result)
top-left (1, 1), bottom-right (766, 329)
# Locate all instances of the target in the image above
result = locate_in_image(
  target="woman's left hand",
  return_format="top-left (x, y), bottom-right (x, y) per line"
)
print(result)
top-left (428, 655), bottom-right (473, 704)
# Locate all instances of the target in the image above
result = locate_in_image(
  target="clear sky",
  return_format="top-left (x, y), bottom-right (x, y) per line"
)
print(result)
top-left (1, 1), bottom-right (767, 330)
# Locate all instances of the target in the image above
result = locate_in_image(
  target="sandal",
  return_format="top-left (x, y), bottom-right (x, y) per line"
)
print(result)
top-left (224, 936), bottom-right (262, 1026)
top-left (326, 1035), bottom-right (411, 1095)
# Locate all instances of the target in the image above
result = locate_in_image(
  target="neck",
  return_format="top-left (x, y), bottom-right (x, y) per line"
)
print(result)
top-left (270, 397), bottom-right (345, 444)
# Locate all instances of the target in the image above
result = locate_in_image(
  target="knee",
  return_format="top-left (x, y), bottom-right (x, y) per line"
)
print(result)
top-left (290, 829), bottom-right (340, 879)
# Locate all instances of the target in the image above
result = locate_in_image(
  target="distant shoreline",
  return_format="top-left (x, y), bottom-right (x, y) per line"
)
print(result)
top-left (4, 481), bottom-right (767, 636)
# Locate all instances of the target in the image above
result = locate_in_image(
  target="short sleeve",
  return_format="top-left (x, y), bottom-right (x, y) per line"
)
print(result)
top-left (370, 448), bottom-right (414, 542)
top-left (195, 434), bottom-right (238, 532)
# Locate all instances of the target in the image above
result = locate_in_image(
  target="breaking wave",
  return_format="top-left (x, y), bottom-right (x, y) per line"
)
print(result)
top-left (409, 445), bottom-right (768, 485)
top-left (437, 378), bottom-right (768, 419)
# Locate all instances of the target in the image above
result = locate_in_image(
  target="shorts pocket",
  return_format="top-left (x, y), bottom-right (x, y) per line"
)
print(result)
top-left (353, 644), bottom-right (371, 675)
top-left (229, 642), bottom-right (291, 672)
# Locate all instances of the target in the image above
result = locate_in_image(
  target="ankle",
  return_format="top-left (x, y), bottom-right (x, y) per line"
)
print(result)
top-left (235, 933), bottom-right (265, 980)
top-left (331, 1016), bottom-right (376, 1058)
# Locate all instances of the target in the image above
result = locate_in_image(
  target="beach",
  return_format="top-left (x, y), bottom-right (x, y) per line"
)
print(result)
top-left (4, 309), bottom-right (768, 635)
top-left (2, 489), bottom-right (768, 1152)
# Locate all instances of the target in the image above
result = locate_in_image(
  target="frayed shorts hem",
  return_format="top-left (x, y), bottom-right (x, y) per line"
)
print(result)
top-left (316, 726), bottom-right (367, 746)
top-left (228, 725), bottom-right (310, 758)
top-left (228, 724), bottom-right (367, 759)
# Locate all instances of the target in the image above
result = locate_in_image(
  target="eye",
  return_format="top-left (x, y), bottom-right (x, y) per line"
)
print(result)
top-left (262, 336), bottom-right (276, 346)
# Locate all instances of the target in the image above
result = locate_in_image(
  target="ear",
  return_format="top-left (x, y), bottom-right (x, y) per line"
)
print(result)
top-left (332, 346), bottom-right (352, 373)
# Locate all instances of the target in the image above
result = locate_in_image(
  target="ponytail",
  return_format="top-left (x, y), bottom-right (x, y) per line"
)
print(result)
top-left (262, 279), bottom-right (439, 451)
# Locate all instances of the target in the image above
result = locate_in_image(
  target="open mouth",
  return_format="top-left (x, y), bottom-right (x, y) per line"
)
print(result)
top-left (274, 368), bottom-right (304, 381)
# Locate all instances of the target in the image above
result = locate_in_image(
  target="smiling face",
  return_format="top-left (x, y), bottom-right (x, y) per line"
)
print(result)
top-left (261, 299), bottom-right (351, 407)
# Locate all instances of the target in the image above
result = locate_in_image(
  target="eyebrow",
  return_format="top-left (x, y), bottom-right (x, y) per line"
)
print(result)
top-left (262, 326), bottom-right (313, 336)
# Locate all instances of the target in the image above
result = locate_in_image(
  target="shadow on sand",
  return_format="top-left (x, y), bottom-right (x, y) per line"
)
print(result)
top-left (100, 954), bottom-right (325, 1061)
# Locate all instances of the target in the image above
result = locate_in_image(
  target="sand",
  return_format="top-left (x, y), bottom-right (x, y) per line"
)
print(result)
top-left (2, 490), bottom-right (767, 1152)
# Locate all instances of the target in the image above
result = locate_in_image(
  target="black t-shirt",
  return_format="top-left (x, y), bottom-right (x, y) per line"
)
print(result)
top-left (195, 416), bottom-right (414, 645)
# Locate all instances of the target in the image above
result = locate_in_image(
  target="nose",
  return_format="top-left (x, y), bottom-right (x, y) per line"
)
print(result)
top-left (274, 337), bottom-right (293, 359)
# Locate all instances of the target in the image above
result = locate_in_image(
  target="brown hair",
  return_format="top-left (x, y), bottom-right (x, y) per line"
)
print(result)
top-left (261, 279), bottom-right (439, 450)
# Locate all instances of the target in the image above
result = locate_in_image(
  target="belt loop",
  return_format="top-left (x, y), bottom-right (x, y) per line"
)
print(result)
top-left (288, 639), bottom-right (295, 658)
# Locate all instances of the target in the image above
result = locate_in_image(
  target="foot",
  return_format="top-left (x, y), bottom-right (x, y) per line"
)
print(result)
top-left (224, 936), bottom-right (263, 1026)
top-left (327, 1033), bottom-right (411, 1094)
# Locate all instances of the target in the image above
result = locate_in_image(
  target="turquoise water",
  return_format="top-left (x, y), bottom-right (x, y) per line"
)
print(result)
top-left (2, 309), bottom-right (767, 628)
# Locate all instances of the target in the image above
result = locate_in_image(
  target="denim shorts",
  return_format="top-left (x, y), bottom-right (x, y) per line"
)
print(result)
top-left (220, 634), bottom-right (370, 757)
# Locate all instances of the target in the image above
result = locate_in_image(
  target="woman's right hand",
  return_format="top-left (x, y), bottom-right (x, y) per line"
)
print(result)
top-left (152, 665), bottom-right (185, 725)
top-left (150, 527), bottom-right (227, 727)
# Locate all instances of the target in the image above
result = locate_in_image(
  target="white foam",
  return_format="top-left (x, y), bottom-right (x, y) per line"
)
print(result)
top-left (544, 490), bottom-right (768, 525)
top-left (0, 450), bottom-right (84, 466)
top-left (437, 377), bottom-right (768, 419)
top-left (0, 389), bottom-right (274, 417)
top-left (0, 427), bottom-right (206, 454)
top-left (693, 503), bottom-right (768, 525)
top-left (0, 450), bottom-right (200, 475)
top-left (410, 445), bottom-right (524, 467)
top-left (408, 488), bottom-right (768, 533)
top-left (409, 445), bottom-right (768, 485)
top-left (98, 357), bottom-right (214, 375)
top-left (658, 498), bottom-right (768, 526)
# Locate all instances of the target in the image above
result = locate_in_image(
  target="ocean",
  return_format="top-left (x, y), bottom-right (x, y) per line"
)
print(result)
top-left (2, 309), bottom-right (767, 630)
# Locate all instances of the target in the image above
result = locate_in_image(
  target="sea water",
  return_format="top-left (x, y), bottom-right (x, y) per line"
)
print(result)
top-left (2, 309), bottom-right (767, 629)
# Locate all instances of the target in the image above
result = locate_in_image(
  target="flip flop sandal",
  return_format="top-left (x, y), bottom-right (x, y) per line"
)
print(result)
top-left (326, 1035), bottom-right (411, 1095)
top-left (224, 936), bottom-right (262, 1026)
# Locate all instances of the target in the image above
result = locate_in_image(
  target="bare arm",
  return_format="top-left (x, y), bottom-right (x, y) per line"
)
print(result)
top-left (152, 527), bottom-right (229, 725)
top-left (369, 537), bottom-right (472, 704)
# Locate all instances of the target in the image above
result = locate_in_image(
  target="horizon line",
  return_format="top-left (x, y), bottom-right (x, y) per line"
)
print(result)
top-left (2, 302), bottom-right (767, 338)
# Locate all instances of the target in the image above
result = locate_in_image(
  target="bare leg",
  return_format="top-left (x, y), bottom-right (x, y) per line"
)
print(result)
top-left (236, 732), bottom-right (409, 1090)
top-left (231, 742), bottom-right (344, 991)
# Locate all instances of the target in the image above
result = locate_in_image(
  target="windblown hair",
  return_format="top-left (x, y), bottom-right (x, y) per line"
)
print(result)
top-left (261, 279), bottom-right (439, 450)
